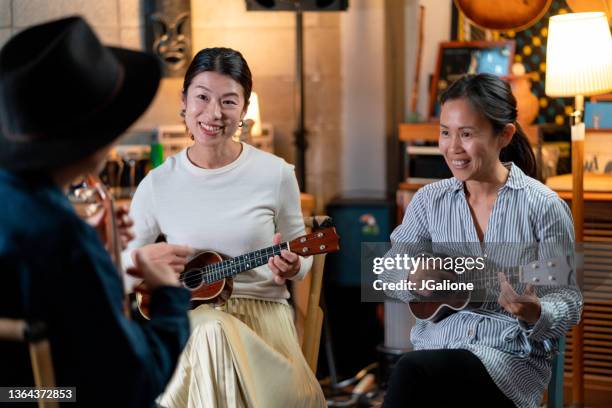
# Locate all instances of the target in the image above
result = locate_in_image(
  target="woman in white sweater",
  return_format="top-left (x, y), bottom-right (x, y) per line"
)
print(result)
top-left (123, 47), bottom-right (325, 408)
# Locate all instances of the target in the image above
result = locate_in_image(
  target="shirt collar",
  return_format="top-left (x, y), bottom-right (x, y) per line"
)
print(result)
top-left (503, 162), bottom-right (528, 190)
top-left (450, 162), bottom-right (528, 191)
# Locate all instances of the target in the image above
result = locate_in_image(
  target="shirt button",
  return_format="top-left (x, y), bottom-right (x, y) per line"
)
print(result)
top-left (468, 329), bottom-right (475, 337)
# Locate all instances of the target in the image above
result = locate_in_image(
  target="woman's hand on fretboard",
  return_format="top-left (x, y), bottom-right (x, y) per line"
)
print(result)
top-left (268, 232), bottom-right (301, 285)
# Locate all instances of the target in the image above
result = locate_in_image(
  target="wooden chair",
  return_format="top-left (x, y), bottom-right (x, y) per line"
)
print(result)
top-left (293, 215), bottom-right (332, 372)
top-left (0, 319), bottom-right (58, 408)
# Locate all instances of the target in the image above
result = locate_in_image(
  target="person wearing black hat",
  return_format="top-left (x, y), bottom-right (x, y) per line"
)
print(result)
top-left (0, 16), bottom-right (192, 406)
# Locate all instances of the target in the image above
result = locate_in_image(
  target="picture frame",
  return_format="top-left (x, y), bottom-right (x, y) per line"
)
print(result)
top-left (585, 94), bottom-right (612, 131)
top-left (428, 40), bottom-right (516, 119)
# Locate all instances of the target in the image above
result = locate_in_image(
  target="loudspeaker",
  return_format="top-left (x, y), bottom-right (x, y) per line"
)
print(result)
top-left (246, 0), bottom-right (349, 11)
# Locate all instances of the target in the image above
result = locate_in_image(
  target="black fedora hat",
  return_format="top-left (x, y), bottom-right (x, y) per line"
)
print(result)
top-left (0, 16), bottom-right (161, 172)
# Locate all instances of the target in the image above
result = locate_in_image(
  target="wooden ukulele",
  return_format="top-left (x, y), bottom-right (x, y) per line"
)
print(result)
top-left (409, 256), bottom-right (573, 322)
top-left (135, 227), bottom-right (340, 319)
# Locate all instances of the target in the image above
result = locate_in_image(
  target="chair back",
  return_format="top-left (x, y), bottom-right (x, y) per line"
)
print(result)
top-left (0, 319), bottom-right (58, 408)
top-left (294, 216), bottom-right (333, 372)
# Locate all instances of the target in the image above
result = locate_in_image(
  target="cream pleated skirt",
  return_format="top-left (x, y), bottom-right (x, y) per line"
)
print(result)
top-left (158, 297), bottom-right (326, 408)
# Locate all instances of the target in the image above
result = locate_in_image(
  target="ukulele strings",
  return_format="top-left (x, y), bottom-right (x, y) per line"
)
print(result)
top-left (178, 243), bottom-right (288, 287)
top-left (179, 246), bottom-right (284, 286)
top-left (452, 265), bottom-right (521, 288)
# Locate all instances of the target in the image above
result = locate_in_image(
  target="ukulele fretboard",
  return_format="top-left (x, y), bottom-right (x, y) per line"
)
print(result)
top-left (198, 243), bottom-right (289, 284)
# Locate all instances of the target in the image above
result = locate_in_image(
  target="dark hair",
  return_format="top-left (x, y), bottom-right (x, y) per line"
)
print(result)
top-left (439, 73), bottom-right (537, 178)
top-left (182, 47), bottom-right (252, 103)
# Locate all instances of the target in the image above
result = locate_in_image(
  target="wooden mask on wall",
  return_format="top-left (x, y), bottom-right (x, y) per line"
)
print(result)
top-left (144, 0), bottom-right (192, 77)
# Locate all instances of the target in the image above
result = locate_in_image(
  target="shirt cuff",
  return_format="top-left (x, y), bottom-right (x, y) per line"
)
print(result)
top-left (519, 301), bottom-right (554, 340)
top-left (517, 319), bottom-right (534, 333)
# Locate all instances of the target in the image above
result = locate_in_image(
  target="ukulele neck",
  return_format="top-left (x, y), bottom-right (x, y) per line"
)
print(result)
top-left (201, 242), bottom-right (289, 284)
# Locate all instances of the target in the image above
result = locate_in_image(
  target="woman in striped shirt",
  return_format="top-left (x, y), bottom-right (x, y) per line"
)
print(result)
top-left (382, 73), bottom-right (582, 408)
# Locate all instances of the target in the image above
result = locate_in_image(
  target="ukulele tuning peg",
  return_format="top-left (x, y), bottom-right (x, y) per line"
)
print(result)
top-left (531, 277), bottom-right (540, 283)
top-left (302, 248), bottom-right (310, 253)
top-left (300, 237), bottom-right (306, 243)
top-left (547, 261), bottom-right (555, 267)
top-left (317, 232), bottom-right (324, 238)
top-left (531, 263), bottom-right (539, 269)
top-left (319, 245), bottom-right (326, 250)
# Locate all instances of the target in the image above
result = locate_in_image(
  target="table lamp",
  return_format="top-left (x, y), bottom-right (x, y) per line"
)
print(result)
top-left (234, 91), bottom-right (262, 142)
top-left (545, 11), bottom-right (612, 406)
top-left (244, 91), bottom-right (262, 137)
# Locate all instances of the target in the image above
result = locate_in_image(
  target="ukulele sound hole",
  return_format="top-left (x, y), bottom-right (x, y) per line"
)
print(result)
top-left (181, 268), bottom-right (203, 289)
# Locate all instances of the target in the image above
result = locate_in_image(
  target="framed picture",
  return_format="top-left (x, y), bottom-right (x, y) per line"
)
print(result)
top-left (429, 40), bottom-right (515, 119)
top-left (585, 94), bottom-right (612, 130)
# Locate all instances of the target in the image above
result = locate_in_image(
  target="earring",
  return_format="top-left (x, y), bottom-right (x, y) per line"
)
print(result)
top-left (238, 120), bottom-right (244, 128)
top-left (180, 109), bottom-right (185, 118)
top-left (190, 134), bottom-right (194, 140)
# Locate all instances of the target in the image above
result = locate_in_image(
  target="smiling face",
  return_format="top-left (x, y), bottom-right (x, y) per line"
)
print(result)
top-left (182, 71), bottom-right (248, 148)
top-left (439, 97), bottom-right (513, 182)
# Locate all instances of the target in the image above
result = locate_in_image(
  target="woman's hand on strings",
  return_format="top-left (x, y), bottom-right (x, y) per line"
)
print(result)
top-left (132, 243), bottom-right (195, 273)
top-left (497, 272), bottom-right (541, 324)
top-left (268, 233), bottom-right (301, 285)
top-left (127, 251), bottom-right (180, 289)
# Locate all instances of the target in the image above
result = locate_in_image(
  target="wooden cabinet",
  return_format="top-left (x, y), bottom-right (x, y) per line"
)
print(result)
top-left (559, 194), bottom-right (612, 405)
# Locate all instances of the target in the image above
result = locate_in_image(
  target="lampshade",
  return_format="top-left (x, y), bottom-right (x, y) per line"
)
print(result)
top-left (545, 12), bottom-right (612, 97)
top-left (244, 92), bottom-right (262, 136)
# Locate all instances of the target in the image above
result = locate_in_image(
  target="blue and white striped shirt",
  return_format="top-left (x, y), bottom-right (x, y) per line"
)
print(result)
top-left (384, 163), bottom-right (583, 408)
